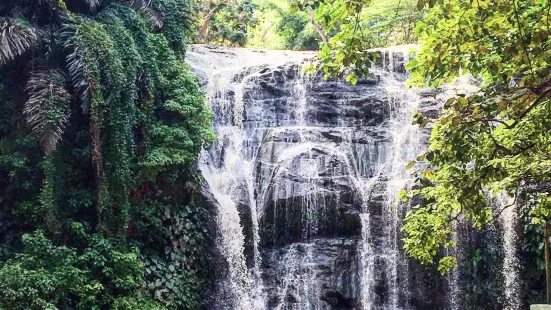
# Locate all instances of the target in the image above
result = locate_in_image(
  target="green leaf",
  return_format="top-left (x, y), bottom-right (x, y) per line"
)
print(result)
top-left (290, 4), bottom-right (299, 14)
top-left (405, 59), bottom-right (418, 71)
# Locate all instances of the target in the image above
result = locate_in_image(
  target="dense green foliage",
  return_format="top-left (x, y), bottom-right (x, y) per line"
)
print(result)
top-left (0, 0), bottom-right (214, 308)
top-left (299, 0), bottom-right (421, 81)
top-left (195, 0), bottom-right (259, 46)
top-left (275, 9), bottom-right (321, 50)
top-left (400, 0), bottom-right (551, 274)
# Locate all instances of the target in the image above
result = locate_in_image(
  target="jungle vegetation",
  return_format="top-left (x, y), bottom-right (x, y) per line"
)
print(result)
top-left (4, 0), bottom-right (551, 307)
top-left (193, 0), bottom-right (420, 49)
top-left (0, 0), bottom-right (215, 308)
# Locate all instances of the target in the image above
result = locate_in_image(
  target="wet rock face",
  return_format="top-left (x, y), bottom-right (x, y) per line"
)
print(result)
top-left (240, 62), bottom-right (403, 309)
top-left (191, 45), bottom-right (448, 310)
top-left (261, 239), bottom-right (362, 310)
top-left (257, 133), bottom-right (365, 247)
top-left (241, 64), bottom-right (390, 128)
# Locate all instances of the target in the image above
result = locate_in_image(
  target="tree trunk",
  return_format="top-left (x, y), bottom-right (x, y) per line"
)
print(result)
top-left (308, 6), bottom-right (328, 43)
top-left (196, 6), bottom-right (221, 41)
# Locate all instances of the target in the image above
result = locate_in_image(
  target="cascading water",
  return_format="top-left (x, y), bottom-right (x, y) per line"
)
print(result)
top-left (497, 194), bottom-right (521, 310)
top-left (187, 46), bottom-right (316, 309)
top-left (438, 77), bottom-right (523, 310)
top-left (188, 45), bottom-right (523, 310)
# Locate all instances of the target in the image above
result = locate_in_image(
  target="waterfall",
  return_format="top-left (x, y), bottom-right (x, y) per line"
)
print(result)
top-left (498, 194), bottom-right (521, 310)
top-left (188, 46), bottom-right (316, 309)
top-left (188, 45), bottom-right (522, 310)
top-left (438, 76), bottom-right (522, 310)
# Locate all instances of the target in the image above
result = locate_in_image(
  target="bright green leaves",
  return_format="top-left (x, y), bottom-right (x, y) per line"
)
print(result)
top-left (345, 72), bottom-right (358, 85)
top-left (437, 256), bottom-right (458, 275)
top-left (402, 0), bottom-right (551, 273)
top-left (195, 0), bottom-right (259, 47)
top-left (529, 193), bottom-right (551, 225)
top-left (408, 0), bottom-right (551, 88)
top-left (0, 231), bottom-right (152, 309)
top-left (412, 111), bottom-right (430, 128)
top-left (296, 0), bottom-right (421, 82)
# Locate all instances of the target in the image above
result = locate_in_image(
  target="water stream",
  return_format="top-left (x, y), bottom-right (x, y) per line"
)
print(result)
top-left (188, 45), bottom-right (522, 310)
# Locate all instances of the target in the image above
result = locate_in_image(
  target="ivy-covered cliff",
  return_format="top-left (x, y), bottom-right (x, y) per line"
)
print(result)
top-left (0, 0), bottom-right (215, 308)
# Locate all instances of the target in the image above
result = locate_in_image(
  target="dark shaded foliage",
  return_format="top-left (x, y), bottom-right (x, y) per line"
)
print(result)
top-left (0, 0), bottom-right (215, 308)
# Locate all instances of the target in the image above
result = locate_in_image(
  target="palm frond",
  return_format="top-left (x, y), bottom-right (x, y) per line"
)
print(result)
top-left (60, 23), bottom-right (93, 112)
top-left (121, 0), bottom-right (164, 28)
top-left (24, 69), bottom-right (72, 155)
top-left (66, 50), bottom-right (92, 112)
top-left (86, 0), bottom-right (101, 10)
top-left (0, 18), bottom-right (37, 65)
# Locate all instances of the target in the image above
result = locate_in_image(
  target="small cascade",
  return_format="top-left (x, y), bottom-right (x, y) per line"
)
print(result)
top-left (270, 243), bottom-right (317, 310)
top-left (498, 194), bottom-right (521, 310)
top-left (352, 46), bottom-right (426, 310)
top-left (382, 48), bottom-right (422, 309)
top-left (204, 173), bottom-right (258, 308)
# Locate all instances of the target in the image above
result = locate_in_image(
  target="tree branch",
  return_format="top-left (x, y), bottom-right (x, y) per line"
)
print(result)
top-left (308, 6), bottom-right (328, 43)
top-left (196, 5), bottom-right (221, 41)
top-left (510, 86), bottom-right (551, 129)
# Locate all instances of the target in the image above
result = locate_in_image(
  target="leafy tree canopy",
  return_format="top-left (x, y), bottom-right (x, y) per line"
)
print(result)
top-left (195, 0), bottom-right (260, 46)
top-left (402, 0), bottom-right (551, 274)
top-left (302, 0), bottom-right (551, 276)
